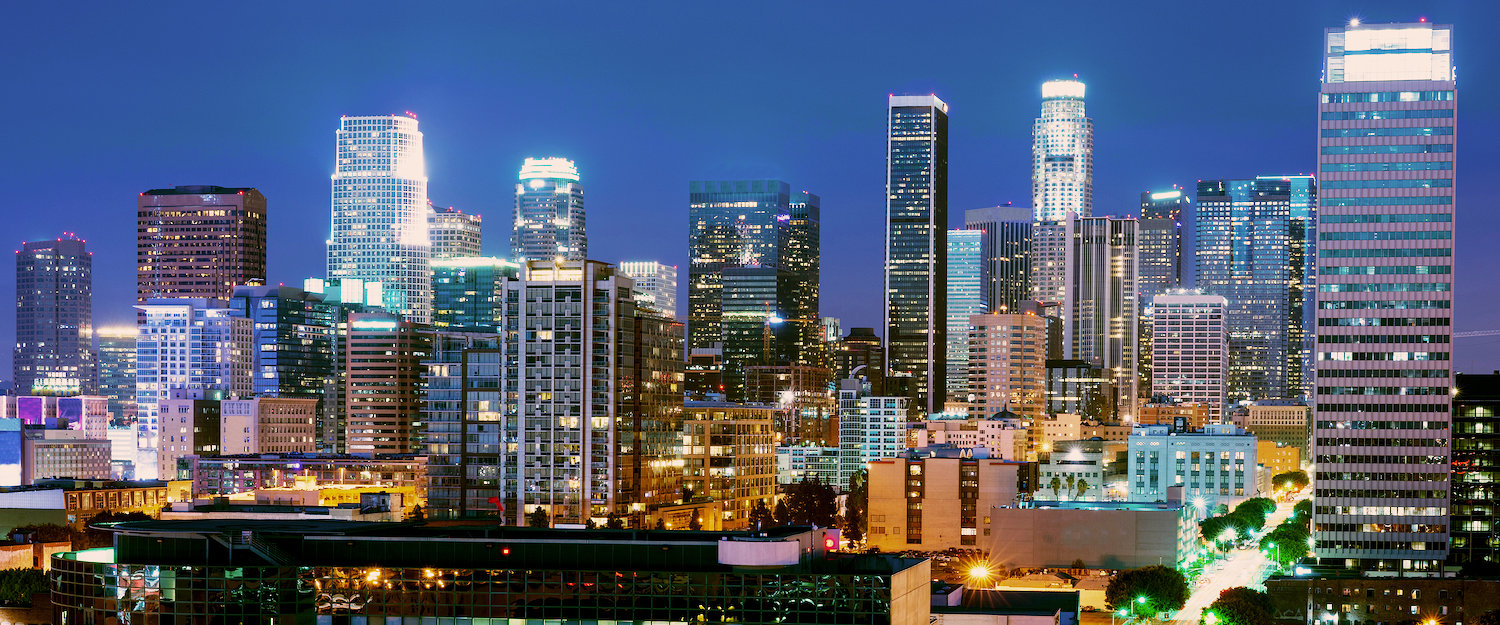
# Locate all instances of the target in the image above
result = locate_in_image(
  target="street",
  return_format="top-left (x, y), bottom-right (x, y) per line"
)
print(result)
top-left (1172, 494), bottom-right (1307, 623)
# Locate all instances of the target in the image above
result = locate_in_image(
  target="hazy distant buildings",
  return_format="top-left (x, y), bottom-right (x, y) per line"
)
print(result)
top-left (885, 94), bottom-right (949, 415)
top-left (328, 114), bottom-right (431, 323)
top-left (1313, 20), bottom-right (1456, 572)
top-left (1196, 176), bottom-right (1315, 402)
top-left (1033, 79), bottom-right (1093, 221)
top-left (1150, 292), bottom-right (1228, 421)
top-left (512, 157), bottom-right (585, 263)
top-left (138, 186), bottom-right (268, 303)
top-left (945, 229), bottom-right (984, 400)
top-left (427, 203), bottom-right (482, 259)
top-left (619, 261), bottom-right (679, 319)
top-left (14, 236), bottom-right (96, 395)
top-left (96, 327), bottom-right (136, 420)
top-left (964, 205), bottom-right (1033, 313)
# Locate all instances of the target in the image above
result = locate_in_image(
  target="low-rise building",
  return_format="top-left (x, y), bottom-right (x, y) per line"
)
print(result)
top-left (1137, 402), bottom-right (1209, 430)
top-left (914, 410), bottom-right (1028, 460)
top-left (1126, 423), bottom-right (1258, 503)
top-left (1257, 440), bottom-right (1302, 477)
top-left (868, 450), bottom-right (1024, 551)
top-left (1037, 439), bottom-right (1127, 502)
top-left (1265, 576), bottom-right (1500, 625)
top-left (220, 397), bottom-right (318, 455)
top-left (23, 430), bottom-right (111, 483)
top-left (176, 453), bottom-right (427, 500)
top-left (1244, 400), bottom-right (1310, 454)
top-left (988, 494), bottom-right (1204, 570)
top-left (681, 401), bottom-right (776, 529)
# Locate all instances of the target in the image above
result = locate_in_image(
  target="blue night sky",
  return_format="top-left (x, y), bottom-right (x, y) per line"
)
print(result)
top-left (2, 1), bottom-right (1497, 381)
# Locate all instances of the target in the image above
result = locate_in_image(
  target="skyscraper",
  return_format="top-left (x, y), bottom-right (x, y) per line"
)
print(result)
top-left (1138, 187), bottom-right (1188, 301)
top-left (945, 229), bottom-right (984, 401)
top-left (967, 312), bottom-right (1046, 421)
top-left (1150, 292), bottom-right (1227, 421)
top-left (431, 257), bottom-right (520, 333)
top-left (784, 191), bottom-right (822, 366)
top-left (964, 205), bottom-right (1033, 314)
top-left (14, 236), bottom-right (96, 395)
top-left (1314, 20), bottom-right (1456, 572)
top-left (328, 114), bottom-right (431, 323)
top-left (618, 261), bottom-right (680, 320)
top-left (512, 157), bottom-right (585, 263)
top-left (96, 327), bottom-right (137, 420)
top-left (427, 203), bottom-right (482, 259)
top-left (344, 312), bottom-right (431, 456)
top-left (1196, 176), bottom-right (1316, 402)
top-left (885, 94), bottom-right (949, 415)
top-left (227, 285), bottom-right (336, 399)
top-left (1032, 79), bottom-right (1093, 222)
top-left (138, 186), bottom-right (268, 302)
top-left (687, 180), bottom-right (790, 354)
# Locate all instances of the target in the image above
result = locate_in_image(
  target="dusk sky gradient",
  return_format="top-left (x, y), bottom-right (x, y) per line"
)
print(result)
top-left (3, 1), bottom-right (1498, 381)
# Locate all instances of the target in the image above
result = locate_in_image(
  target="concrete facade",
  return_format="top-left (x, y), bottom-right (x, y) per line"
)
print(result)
top-left (988, 501), bottom-right (1198, 570)
top-left (868, 454), bottom-right (1022, 552)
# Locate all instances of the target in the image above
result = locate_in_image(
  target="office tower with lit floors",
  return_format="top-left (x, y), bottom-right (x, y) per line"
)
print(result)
top-left (1138, 188), bottom-right (1188, 302)
top-left (964, 205), bottom-right (1033, 314)
top-left (513, 157), bottom-right (585, 263)
top-left (619, 261), bottom-right (679, 319)
top-left (885, 94), bottom-right (948, 416)
top-left (1032, 80), bottom-right (1093, 222)
top-left (427, 203), bottom-right (482, 259)
top-left (328, 114), bottom-right (431, 323)
top-left (138, 186), bottom-right (268, 303)
top-left (687, 180), bottom-right (790, 354)
top-left (1314, 19), bottom-right (1456, 572)
top-left (96, 327), bottom-right (137, 420)
top-left (1149, 292), bottom-right (1227, 422)
top-left (946, 229), bottom-right (984, 402)
top-left (14, 235), bottom-right (96, 395)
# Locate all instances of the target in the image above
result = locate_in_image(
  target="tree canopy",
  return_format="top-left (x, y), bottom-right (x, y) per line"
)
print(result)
top-left (1205, 587), bottom-right (1273, 625)
top-left (1105, 565), bottom-right (1189, 618)
top-left (1272, 470), bottom-right (1310, 491)
top-left (783, 477), bottom-right (837, 527)
top-left (0, 568), bottom-right (47, 607)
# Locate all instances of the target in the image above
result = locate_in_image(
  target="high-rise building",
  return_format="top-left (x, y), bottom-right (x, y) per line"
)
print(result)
top-left (681, 401), bottom-right (776, 529)
top-left (301, 277), bottom-right (384, 453)
top-left (1150, 292), bottom-right (1228, 422)
top-left (328, 114), bottom-right (430, 323)
top-left (344, 312), bottom-right (431, 456)
top-left (1313, 20), bottom-right (1457, 572)
top-left (431, 257), bottom-right (520, 333)
top-left (1138, 187), bottom-right (1188, 301)
top-left (14, 235), bottom-right (96, 395)
top-left (423, 330), bottom-right (504, 518)
top-left (1450, 374), bottom-right (1500, 570)
top-left (618, 260), bottom-right (679, 319)
top-left (156, 388), bottom-right (222, 476)
top-left (227, 285), bottom-right (336, 400)
top-left (96, 327), bottom-right (137, 421)
top-left (885, 94), bottom-right (949, 416)
top-left (833, 328), bottom-right (884, 395)
top-left (427, 203), bottom-right (482, 259)
top-left (964, 205), bottom-right (1033, 314)
top-left (945, 229), bottom-right (984, 400)
top-left (1196, 176), bottom-right (1316, 402)
top-left (836, 378), bottom-right (908, 486)
top-left (135, 299), bottom-right (251, 480)
top-left (512, 157), bottom-right (585, 263)
top-left (784, 191), bottom-right (822, 366)
top-left (1032, 79), bottom-right (1093, 222)
top-left (138, 186), bottom-right (268, 303)
top-left (687, 179), bottom-right (789, 354)
top-left (966, 312), bottom-right (1047, 421)
top-left (719, 266), bottom-right (792, 402)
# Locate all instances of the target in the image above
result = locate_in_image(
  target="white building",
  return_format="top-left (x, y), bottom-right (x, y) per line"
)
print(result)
top-left (914, 415), bottom-right (1028, 461)
top-left (836, 379), bottom-right (908, 485)
top-left (1032, 79), bottom-right (1093, 222)
top-left (618, 260), bottom-right (679, 319)
top-left (328, 114), bottom-right (431, 323)
top-left (1151, 292), bottom-right (1228, 421)
top-left (427, 204), bottom-right (482, 259)
top-left (1127, 423), bottom-right (1258, 503)
top-left (513, 158), bottom-right (585, 263)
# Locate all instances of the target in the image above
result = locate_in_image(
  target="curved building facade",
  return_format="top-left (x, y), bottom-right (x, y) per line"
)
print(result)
top-left (1032, 79), bottom-right (1093, 222)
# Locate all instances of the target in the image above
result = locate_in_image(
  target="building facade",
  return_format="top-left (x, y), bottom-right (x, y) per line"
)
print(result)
top-left (430, 257), bottom-right (519, 333)
top-left (868, 453), bottom-right (1022, 551)
top-left (1032, 79), bottom-right (1093, 222)
top-left (1150, 292), bottom-right (1228, 421)
top-left (228, 285), bottom-right (336, 400)
top-left (328, 114), bottom-right (430, 323)
top-left (1244, 400), bottom-right (1311, 455)
top-left (344, 312), bottom-right (431, 456)
top-left (618, 260), bottom-right (679, 320)
top-left (96, 327), bottom-right (137, 421)
top-left (964, 205), bottom-right (1033, 315)
top-left (885, 95), bottom-right (949, 416)
top-left (138, 185), bottom-right (268, 302)
top-left (681, 401), bottom-right (776, 529)
top-left (219, 396), bottom-right (319, 455)
top-left (967, 312), bottom-right (1047, 422)
top-left (1127, 423), bottom-right (1257, 503)
top-left (426, 203), bottom-right (482, 259)
top-left (1138, 187), bottom-right (1188, 303)
top-left (1313, 20), bottom-right (1456, 572)
top-left (156, 389), bottom-right (223, 475)
top-left (14, 236), bottom-right (96, 395)
top-left (512, 157), bottom-right (585, 263)
top-left (946, 229), bottom-right (985, 401)
top-left (1450, 373), bottom-right (1499, 570)
top-left (836, 379), bottom-right (908, 486)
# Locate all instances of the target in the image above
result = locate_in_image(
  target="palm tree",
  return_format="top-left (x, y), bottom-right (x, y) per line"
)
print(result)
top-left (1049, 476), bottom-right (1063, 499)
top-left (1076, 478), bottom-right (1089, 499)
top-left (1064, 475), bottom-right (1076, 499)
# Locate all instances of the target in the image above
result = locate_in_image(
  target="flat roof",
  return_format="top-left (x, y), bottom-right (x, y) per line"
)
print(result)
top-left (935, 589), bottom-right (1080, 615)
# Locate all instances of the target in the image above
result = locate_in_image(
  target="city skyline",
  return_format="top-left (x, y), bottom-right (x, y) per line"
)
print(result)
top-left (4, 2), bottom-right (1500, 382)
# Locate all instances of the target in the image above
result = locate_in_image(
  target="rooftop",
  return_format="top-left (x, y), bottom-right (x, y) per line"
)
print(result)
top-left (143, 185), bottom-right (256, 196)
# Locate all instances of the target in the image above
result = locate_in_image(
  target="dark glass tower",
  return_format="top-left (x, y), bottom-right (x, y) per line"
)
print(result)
top-left (14, 235), bottom-right (96, 395)
top-left (1451, 373), bottom-right (1500, 572)
top-left (1138, 187), bottom-right (1188, 301)
top-left (227, 285), bottom-right (336, 399)
top-left (687, 180), bottom-right (790, 355)
top-left (963, 205), bottom-right (1032, 314)
top-left (885, 95), bottom-right (948, 415)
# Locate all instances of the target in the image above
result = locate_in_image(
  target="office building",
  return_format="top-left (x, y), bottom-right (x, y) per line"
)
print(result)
top-left (945, 229), bottom-right (984, 401)
top-left (138, 185), bottom-right (268, 302)
top-left (512, 157), bottom-right (585, 263)
top-left (1044, 359), bottom-right (1112, 420)
top-left (1257, 440), bottom-right (1302, 477)
top-left (681, 401), bottom-right (776, 529)
top-left (913, 413), bottom-right (1028, 461)
top-left (744, 365), bottom-right (836, 445)
top-left (1451, 373), bottom-right (1500, 569)
top-left (22, 430), bottom-right (112, 484)
top-left (1127, 423), bottom-right (1257, 503)
top-left (430, 257), bottom-right (520, 333)
top-left (964, 205), bottom-right (1033, 314)
top-left (228, 285), bottom-right (336, 399)
top-left (1244, 400), bottom-right (1310, 454)
top-left (156, 389), bottom-right (222, 475)
top-left (426, 203), bottom-right (482, 259)
top-left (1137, 402), bottom-right (1209, 430)
top-left (328, 114), bottom-right (430, 323)
top-left (52, 522), bottom-right (925, 624)
top-left (885, 94), bottom-right (949, 416)
top-left (720, 266), bottom-right (793, 401)
top-left (1037, 438), bottom-right (1127, 502)
top-left (1313, 20), bottom-right (1456, 571)
top-left (301, 277), bottom-right (384, 453)
top-left (1033, 79), bottom-right (1093, 221)
top-left (1138, 187), bottom-right (1188, 302)
top-left (989, 499), bottom-right (1203, 570)
top-left (967, 312), bottom-right (1047, 421)
top-left (784, 191), bottom-right (822, 365)
top-left (836, 378), bottom-right (908, 485)
top-left (180, 453), bottom-right (427, 497)
top-left (1196, 176), bottom-right (1316, 402)
top-left (834, 327), bottom-right (884, 395)
top-left (13, 235), bottom-right (96, 395)
top-left (421, 330), bottom-right (503, 518)
top-left (1150, 292), bottom-right (1228, 421)
top-left (219, 397), bottom-right (318, 455)
top-left (867, 451), bottom-right (1023, 551)
top-left (134, 298), bottom-right (252, 480)
top-left (618, 260), bottom-right (679, 319)
top-left (96, 327), bottom-right (137, 421)
top-left (344, 312), bottom-right (431, 456)
top-left (688, 180), bottom-right (788, 352)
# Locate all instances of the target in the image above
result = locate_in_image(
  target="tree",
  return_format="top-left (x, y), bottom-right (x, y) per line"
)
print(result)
top-left (846, 468), bottom-right (869, 536)
top-left (1065, 475), bottom-right (1076, 498)
top-left (0, 569), bottom-right (48, 607)
top-left (1075, 478), bottom-right (1090, 499)
top-left (1293, 500), bottom-right (1312, 521)
top-left (784, 477), bottom-right (837, 526)
top-left (1476, 609), bottom-right (1500, 625)
top-left (1272, 470), bottom-right (1310, 491)
top-left (1049, 476), bottom-right (1063, 499)
top-left (584, 518), bottom-right (598, 530)
top-left (1200, 516), bottom-right (1236, 546)
top-left (843, 508), bottom-right (864, 544)
top-left (653, 518), bottom-right (666, 530)
top-left (527, 506), bottom-right (549, 528)
top-left (749, 501), bottom-right (775, 530)
top-left (773, 500), bottom-right (791, 526)
top-left (405, 504), bottom-right (425, 522)
top-left (605, 513), bottom-right (626, 530)
top-left (1206, 587), bottom-right (1272, 625)
top-left (688, 514), bottom-right (703, 530)
top-left (1104, 565), bottom-right (1189, 618)
top-left (682, 486), bottom-right (695, 503)
top-left (1071, 558), bottom-right (1088, 570)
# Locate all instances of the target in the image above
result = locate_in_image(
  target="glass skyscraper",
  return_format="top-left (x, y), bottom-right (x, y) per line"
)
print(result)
top-left (13, 236), bottom-right (95, 395)
top-left (1313, 20), bottom-right (1456, 572)
top-left (963, 205), bottom-right (1033, 313)
top-left (96, 327), bottom-right (136, 420)
top-left (512, 157), bottom-right (585, 263)
top-left (1138, 187), bottom-right (1188, 302)
top-left (432, 257), bottom-right (521, 333)
top-left (885, 94), bottom-right (948, 415)
top-left (1032, 79), bottom-right (1093, 222)
top-left (687, 180), bottom-right (789, 353)
top-left (328, 114), bottom-right (431, 323)
top-left (945, 229), bottom-right (984, 401)
top-left (227, 285), bottom-right (336, 399)
top-left (1195, 176), bottom-right (1315, 402)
